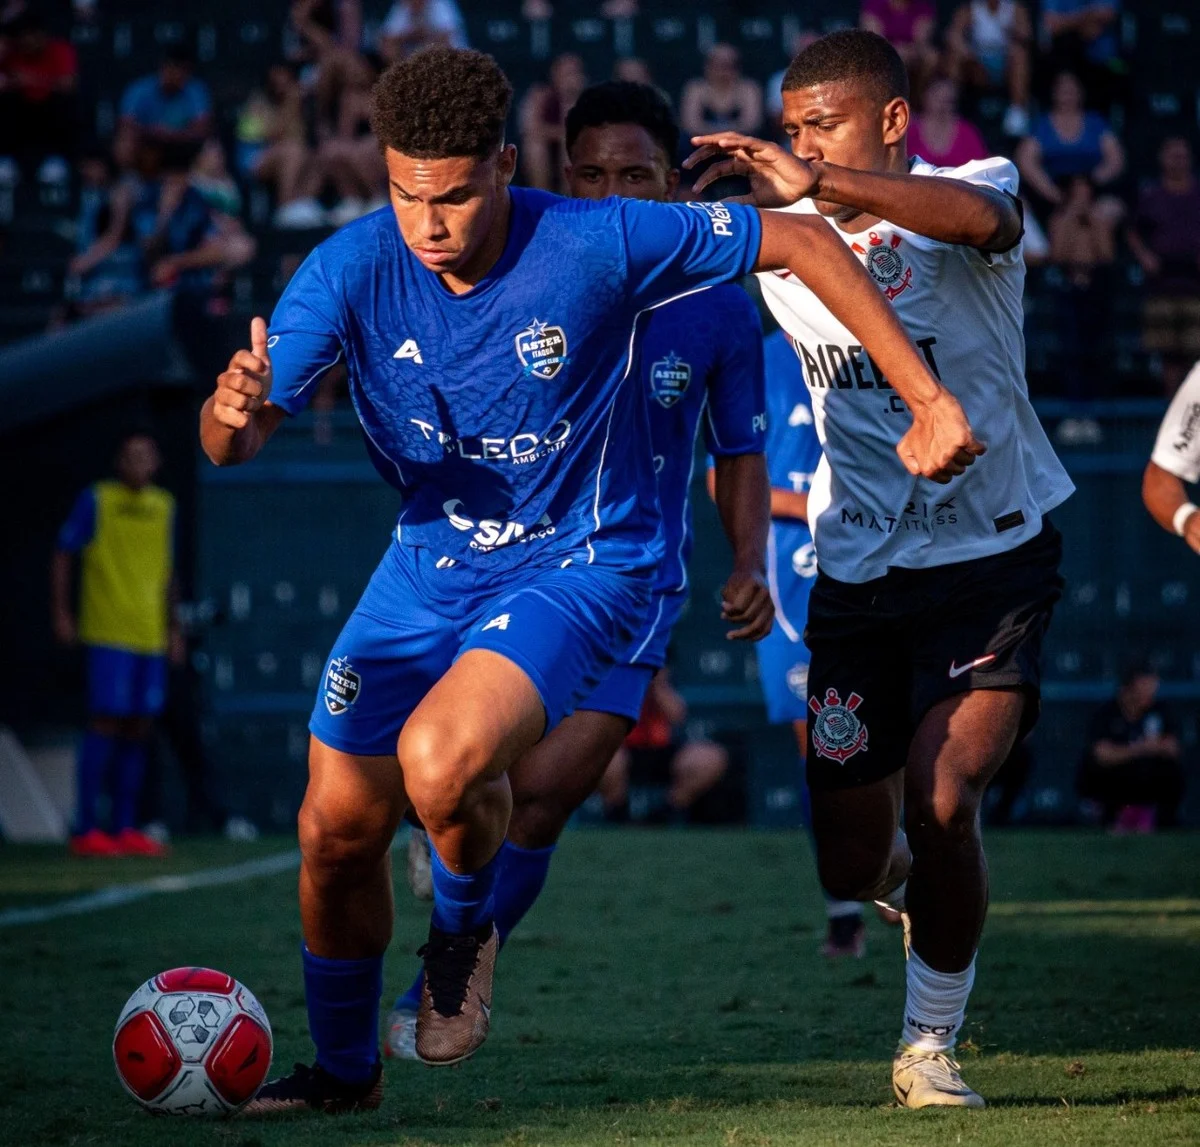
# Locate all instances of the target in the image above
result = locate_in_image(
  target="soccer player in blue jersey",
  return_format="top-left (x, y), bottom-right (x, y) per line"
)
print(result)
top-left (200, 47), bottom-right (981, 1114)
top-left (385, 80), bottom-right (773, 1058)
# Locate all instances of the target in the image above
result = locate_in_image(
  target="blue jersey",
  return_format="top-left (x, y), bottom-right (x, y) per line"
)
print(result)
top-left (267, 190), bottom-right (761, 572)
top-left (639, 284), bottom-right (765, 595)
top-left (763, 328), bottom-right (822, 528)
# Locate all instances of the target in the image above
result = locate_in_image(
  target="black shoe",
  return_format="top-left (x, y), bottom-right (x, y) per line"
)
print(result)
top-left (242, 1060), bottom-right (383, 1116)
top-left (416, 921), bottom-right (498, 1065)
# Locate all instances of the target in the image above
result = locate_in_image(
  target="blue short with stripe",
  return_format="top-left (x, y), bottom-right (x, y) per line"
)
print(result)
top-left (86, 645), bottom-right (168, 718)
top-left (757, 521), bottom-right (817, 724)
top-left (309, 540), bottom-right (651, 757)
top-left (575, 588), bottom-right (685, 720)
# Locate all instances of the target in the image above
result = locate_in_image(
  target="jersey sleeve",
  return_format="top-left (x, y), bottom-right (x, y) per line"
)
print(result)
top-left (910, 155), bottom-right (1023, 261)
top-left (703, 288), bottom-right (766, 457)
top-left (1150, 363), bottom-right (1200, 483)
top-left (266, 247), bottom-right (347, 416)
top-left (57, 486), bottom-right (97, 552)
top-left (619, 199), bottom-right (762, 313)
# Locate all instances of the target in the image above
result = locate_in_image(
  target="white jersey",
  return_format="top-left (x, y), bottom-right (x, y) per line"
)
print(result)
top-left (757, 156), bottom-right (1074, 584)
top-left (1150, 360), bottom-right (1200, 483)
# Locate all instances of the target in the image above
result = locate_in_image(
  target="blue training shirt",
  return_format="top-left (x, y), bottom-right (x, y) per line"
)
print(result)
top-left (763, 328), bottom-right (822, 523)
top-left (638, 284), bottom-right (765, 595)
top-left (267, 189), bottom-right (762, 572)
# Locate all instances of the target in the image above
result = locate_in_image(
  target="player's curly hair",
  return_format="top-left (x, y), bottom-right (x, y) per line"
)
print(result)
top-left (782, 30), bottom-right (909, 105)
top-left (370, 47), bottom-right (513, 159)
top-left (564, 81), bottom-right (679, 165)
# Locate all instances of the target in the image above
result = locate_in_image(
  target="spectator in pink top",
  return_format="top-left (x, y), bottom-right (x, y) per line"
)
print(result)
top-left (860, 0), bottom-right (938, 94)
top-left (907, 78), bottom-right (989, 169)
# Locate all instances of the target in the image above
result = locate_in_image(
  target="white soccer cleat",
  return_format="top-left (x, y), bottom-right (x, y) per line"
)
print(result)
top-left (407, 827), bottom-right (434, 901)
top-left (892, 1045), bottom-right (985, 1108)
top-left (384, 1004), bottom-right (420, 1060)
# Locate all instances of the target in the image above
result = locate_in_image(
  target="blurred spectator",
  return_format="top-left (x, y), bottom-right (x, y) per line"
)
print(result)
top-left (598, 671), bottom-right (729, 825)
top-left (1049, 175), bottom-right (1116, 282)
top-left (288, 0), bottom-right (362, 57)
top-left (907, 78), bottom-right (989, 168)
top-left (191, 138), bottom-right (242, 219)
top-left (1041, 0), bottom-right (1123, 110)
top-left (945, 0), bottom-right (1032, 136)
top-left (680, 44), bottom-right (763, 146)
top-left (117, 45), bottom-right (212, 165)
top-left (238, 64), bottom-right (325, 228)
top-left (318, 51), bottom-right (387, 225)
top-left (0, 11), bottom-right (78, 179)
top-left (614, 57), bottom-right (653, 87)
top-left (1078, 664), bottom-right (1185, 830)
top-left (520, 53), bottom-right (587, 192)
top-left (1015, 71), bottom-right (1124, 221)
top-left (61, 148), bottom-right (143, 320)
top-left (378, 0), bottom-right (467, 60)
top-left (1127, 137), bottom-right (1200, 395)
top-left (860, 0), bottom-right (938, 97)
top-left (51, 432), bottom-right (178, 858)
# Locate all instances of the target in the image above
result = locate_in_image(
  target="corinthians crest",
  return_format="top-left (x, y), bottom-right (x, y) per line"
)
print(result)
top-left (515, 318), bottom-right (568, 380)
top-left (853, 232), bottom-right (913, 301)
top-left (809, 687), bottom-right (869, 763)
top-left (650, 351), bottom-right (692, 408)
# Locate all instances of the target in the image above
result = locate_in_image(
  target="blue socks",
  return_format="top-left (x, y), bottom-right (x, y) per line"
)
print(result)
top-left (75, 730), bottom-right (114, 835)
top-left (302, 946), bottom-right (382, 1085)
top-left (494, 839), bottom-right (556, 944)
top-left (430, 845), bottom-right (501, 934)
top-left (111, 739), bottom-right (146, 832)
top-left (396, 839), bottom-right (557, 1012)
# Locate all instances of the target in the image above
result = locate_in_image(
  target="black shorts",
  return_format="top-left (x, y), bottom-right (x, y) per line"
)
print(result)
top-left (804, 521), bottom-right (1064, 790)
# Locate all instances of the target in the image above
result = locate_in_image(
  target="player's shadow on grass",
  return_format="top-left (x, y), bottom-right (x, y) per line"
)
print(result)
top-left (987, 1084), bottom-right (1200, 1109)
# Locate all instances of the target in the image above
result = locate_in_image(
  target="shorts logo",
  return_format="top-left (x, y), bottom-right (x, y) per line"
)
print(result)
top-left (786, 663), bottom-right (809, 700)
top-left (515, 318), bottom-right (568, 381)
top-left (323, 656), bottom-right (361, 716)
top-left (809, 687), bottom-right (869, 763)
top-left (854, 233), bottom-right (913, 301)
top-left (650, 351), bottom-right (691, 408)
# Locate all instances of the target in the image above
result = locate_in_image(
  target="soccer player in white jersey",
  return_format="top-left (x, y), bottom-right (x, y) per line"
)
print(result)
top-left (687, 30), bottom-right (1074, 1108)
top-left (1143, 360), bottom-right (1200, 551)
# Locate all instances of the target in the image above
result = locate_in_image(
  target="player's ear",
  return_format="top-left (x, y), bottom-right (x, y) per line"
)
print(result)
top-left (882, 97), bottom-right (909, 148)
top-left (665, 167), bottom-right (681, 201)
top-left (497, 143), bottom-right (518, 187)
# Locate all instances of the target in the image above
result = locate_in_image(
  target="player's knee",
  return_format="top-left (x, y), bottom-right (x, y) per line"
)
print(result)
top-left (398, 721), bottom-right (490, 827)
top-left (906, 779), bottom-right (986, 842)
top-left (297, 797), bottom-right (391, 881)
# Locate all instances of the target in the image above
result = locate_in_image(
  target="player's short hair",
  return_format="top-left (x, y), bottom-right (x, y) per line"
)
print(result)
top-left (782, 30), bottom-right (909, 105)
top-left (370, 47), bottom-right (513, 159)
top-left (564, 81), bottom-right (679, 165)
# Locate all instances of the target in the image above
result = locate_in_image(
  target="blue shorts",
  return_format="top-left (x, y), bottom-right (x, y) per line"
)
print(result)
top-left (756, 521), bottom-right (817, 725)
top-left (86, 645), bottom-right (167, 718)
top-left (578, 664), bottom-right (656, 721)
top-left (309, 541), bottom-right (651, 757)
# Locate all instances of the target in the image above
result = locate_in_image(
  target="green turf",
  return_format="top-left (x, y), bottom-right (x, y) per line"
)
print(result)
top-left (0, 829), bottom-right (1197, 1146)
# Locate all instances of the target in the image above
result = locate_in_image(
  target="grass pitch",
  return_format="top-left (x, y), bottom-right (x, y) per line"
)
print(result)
top-left (0, 829), bottom-right (1197, 1146)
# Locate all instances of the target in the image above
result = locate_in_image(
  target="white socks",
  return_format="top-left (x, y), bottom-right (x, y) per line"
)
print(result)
top-left (901, 950), bottom-right (976, 1053)
top-left (824, 896), bottom-right (863, 919)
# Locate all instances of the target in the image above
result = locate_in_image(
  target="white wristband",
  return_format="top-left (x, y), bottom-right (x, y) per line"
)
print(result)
top-left (1172, 502), bottom-right (1198, 537)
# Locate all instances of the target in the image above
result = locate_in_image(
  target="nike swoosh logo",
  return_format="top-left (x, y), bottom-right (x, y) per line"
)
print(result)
top-left (948, 653), bottom-right (997, 679)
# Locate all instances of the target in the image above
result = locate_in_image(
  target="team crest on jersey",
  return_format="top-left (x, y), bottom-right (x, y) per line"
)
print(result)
top-left (324, 656), bottom-right (361, 716)
top-left (515, 318), bottom-right (568, 380)
top-left (809, 687), bottom-right (869, 763)
top-left (854, 233), bottom-right (913, 301)
top-left (650, 351), bottom-right (692, 408)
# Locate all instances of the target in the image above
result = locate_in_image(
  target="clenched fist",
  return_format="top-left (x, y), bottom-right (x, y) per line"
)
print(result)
top-left (212, 316), bottom-right (273, 431)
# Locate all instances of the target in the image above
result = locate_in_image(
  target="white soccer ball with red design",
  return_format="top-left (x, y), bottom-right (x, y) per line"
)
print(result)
top-left (113, 967), bottom-right (273, 1116)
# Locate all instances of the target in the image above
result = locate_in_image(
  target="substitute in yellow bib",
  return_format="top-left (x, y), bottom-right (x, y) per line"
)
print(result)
top-left (51, 432), bottom-right (178, 857)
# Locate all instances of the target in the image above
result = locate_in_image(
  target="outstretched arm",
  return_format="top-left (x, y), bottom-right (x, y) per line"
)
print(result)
top-left (687, 132), bottom-right (1022, 251)
top-left (753, 211), bottom-right (985, 483)
top-left (1143, 461), bottom-right (1200, 554)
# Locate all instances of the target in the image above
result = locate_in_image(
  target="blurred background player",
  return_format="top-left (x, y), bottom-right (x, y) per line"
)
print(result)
top-left (50, 431), bottom-right (178, 858)
top-left (386, 78), bottom-right (773, 1059)
top-left (1143, 358), bottom-right (1200, 552)
top-left (597, 669), bottom-right (731, 824)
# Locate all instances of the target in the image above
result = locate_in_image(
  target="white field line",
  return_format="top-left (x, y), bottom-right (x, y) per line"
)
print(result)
top-left (0, 850), bottom-right (300, 929)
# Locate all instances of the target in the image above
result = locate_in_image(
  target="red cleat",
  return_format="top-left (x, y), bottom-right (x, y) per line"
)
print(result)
top-left (69, 829), bottom-right (122, 857)
top-left (112, 828), bottom-right (170, 857)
